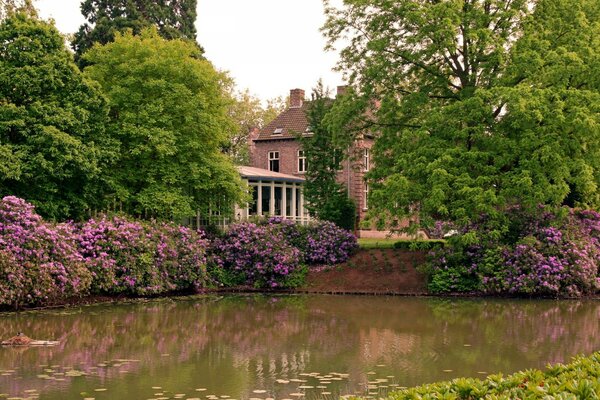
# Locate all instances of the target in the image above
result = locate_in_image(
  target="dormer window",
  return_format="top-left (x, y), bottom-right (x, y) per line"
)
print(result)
top-left (273, 127), bottom-right (283, 135)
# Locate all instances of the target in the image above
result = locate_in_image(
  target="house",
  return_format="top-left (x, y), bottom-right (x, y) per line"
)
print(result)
top-left (234, 166), bottom-right (311, 225)
top-left (249, 87), bottom-right (373, 224)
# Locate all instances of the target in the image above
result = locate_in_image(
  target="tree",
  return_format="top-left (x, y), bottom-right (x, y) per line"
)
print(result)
top-left (0, 12), bottom-right (113, 220)
top-left (72, 0), bottom-right (201, 61)
top-left (323, 0), bottom-right (600, 232)
top-left (0, 0), bottom-right (35, 20)
top-left (83, 28), bottom-right (244, 219)
top-left (301, 82), bottom-right (356, 231)
top-left (225, 89), bottom-right (285, 165)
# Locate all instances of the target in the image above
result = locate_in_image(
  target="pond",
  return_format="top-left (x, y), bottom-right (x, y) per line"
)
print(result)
top-left (0, 295), bottom-right (598, 399)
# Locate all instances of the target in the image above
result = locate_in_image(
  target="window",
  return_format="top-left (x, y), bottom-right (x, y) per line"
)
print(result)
top-left (363, 148), bottom-right (370, 172)
top-left (273, 127), bottom-right (283, 135)
top-left (268, 151), bottom-right (279, 172)
top-left (364, 183), bottom-right (369, 210)
top-left (297, 150), bottom-right (307, 173)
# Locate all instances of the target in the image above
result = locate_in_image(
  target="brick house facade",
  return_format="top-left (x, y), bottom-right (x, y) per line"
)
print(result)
top-left (250, 87), bottom-right (373, 223)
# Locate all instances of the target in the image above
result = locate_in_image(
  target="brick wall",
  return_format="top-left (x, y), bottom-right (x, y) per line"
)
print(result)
top-left (252, 139), bottom-right (304, 176)
top-left (251, 136), bottom-right (374, 222)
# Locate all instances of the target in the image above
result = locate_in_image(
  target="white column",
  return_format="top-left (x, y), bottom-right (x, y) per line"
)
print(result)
top-left (257, 181), bottom-right (263, 216)
top-left (291, 184), bottom-right (297, 222)
top-left (270, 181), bottom-right (275, 216)
top-left (282, 182), bottom-right (287, 219)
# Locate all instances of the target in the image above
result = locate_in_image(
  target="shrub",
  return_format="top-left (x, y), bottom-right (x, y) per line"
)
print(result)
top-left (210, 221), bottom-right (303, 288)
top-left (425, 206), bottom-right (600, 297)
top-left (378, 351), bottom-right (600, 399)
top-left (393, 239), bottom-right (446, 250)
top-left (304, 221), bottom-right (358, 265)
top-left (75, 216), bottom-right (209, 295)
top-left (0, 196), bottom-right (92, 307)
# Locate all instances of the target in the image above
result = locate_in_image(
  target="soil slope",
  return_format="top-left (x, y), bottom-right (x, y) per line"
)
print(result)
top-left (302, 249), bottom-right (428, 295)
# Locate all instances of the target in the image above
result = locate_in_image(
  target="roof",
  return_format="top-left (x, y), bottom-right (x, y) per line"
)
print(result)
top-left (255, 102), bottom-right (310, 141)
top-left (237, 166), bottom-right (305, 183)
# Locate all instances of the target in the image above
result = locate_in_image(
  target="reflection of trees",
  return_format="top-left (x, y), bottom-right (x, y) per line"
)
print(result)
top-left (0, 295), bottom-right (598, 397)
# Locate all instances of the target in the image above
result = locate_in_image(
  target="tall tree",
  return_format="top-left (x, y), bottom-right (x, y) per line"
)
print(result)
top-left (83, 28), bottom-right (243, 219)
top-left (72, 0), bottom-right (201, 61)
top-left (225, 89), bottom-right (285, 165)
top-left (323, 0), bottom-right (600, 231)
top-left (0, 12), bottom-right (113, 219)
top-left (301, 82), bottom-right (356, 230)
top-left (0, 0), bottom-right (35, 20)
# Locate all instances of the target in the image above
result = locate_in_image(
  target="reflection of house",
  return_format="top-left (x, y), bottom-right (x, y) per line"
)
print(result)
top-left (235, 166), bottom-right (310, 224)
top-left (249, 87), bottom-right (373, 223)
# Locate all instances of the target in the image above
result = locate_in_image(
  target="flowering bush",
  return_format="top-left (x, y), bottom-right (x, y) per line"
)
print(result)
top-left (0, 196), bottom-right (91, 307)
top-left (75, 216), bottom-right (209, 295)
top-left (210, 221), bottom-right (303, 288)
top-left (304, 221), bottom-right (358, 265)
top-left (425, 207), bottom-right (600, 297)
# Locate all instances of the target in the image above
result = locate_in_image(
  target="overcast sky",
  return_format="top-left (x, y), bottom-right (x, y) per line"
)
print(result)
top-left (35, 0), bottom-right (345, 102)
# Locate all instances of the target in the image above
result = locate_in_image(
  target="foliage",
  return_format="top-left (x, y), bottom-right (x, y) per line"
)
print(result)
top-left (380, 351), bottom-right (600, 400)
top-left (72, 0), bottom-right (200, 61)
top-left (210, 221), bottom-right (303, 288)
top-left (304, 220), bottom-right (358, 265)
top-left (0, 196), bottom-right (92, 308)
top-left (83, 28), bottom-right (244, 219)
top-left (301, 81), bottom-right (357, 230)
top-left (425, 207), bottom-right (600, 297)
top-left (393, 239), bottom-right (446, 251)
top-left (0, 0), bottom-right (35, 20)
top-left (75, 215), bottom-right (209, 295)
top-left (0, 12), bottom-right (113, 220)
top-left (324, 0), bottom-right (600, 231)
top-left (224, 89), bottom-right (285, 165)
top-left (210, 218), bottom-right (357, 288)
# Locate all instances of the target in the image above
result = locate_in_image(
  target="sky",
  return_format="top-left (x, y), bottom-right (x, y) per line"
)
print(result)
top-left (35, 0), bottom-right (346, 102)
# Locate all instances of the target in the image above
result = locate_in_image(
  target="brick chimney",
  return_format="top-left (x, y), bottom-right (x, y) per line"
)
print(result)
top-left (336, 85), bottom-right (347, 97)
top-left (289, 88), bottom-right (305, 108)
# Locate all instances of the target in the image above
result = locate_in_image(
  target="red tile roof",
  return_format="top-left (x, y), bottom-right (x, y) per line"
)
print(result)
top-left (255, 103), bottom-right (310, 141)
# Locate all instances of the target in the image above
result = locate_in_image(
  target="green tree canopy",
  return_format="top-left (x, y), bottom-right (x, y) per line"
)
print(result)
top-left (72, 0), bottom-right (201, 61)
top-left (323, 0), bottom-right (600, 231)
top-left (301, 82), bottom-right (356, 230)
top-left (83, 28), bottom-right (244, 219)
top-left (225, 89), bottom-right (285, 165)
top-left (0, 12), bottom-right (113, 219)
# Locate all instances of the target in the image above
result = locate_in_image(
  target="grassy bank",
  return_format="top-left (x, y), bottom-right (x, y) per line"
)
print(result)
top-left (369, 351), bottom-right (600, 399)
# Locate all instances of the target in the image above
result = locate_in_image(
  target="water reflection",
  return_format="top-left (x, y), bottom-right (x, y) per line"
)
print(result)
top-left (0, 295), bottom-right (598, 399)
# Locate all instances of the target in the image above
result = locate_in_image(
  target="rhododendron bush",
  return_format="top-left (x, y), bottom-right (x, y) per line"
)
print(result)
top-left (0, 197), bottom-right (209, 307)
top-left (76, 217), bottom-right (209, 295)
top-left (210, 218), bottom-right (358, 288)
top-left (425, 207), bottom-right (600, 297)
top-left (0, 197), bottom-right (358, 307)
top-left (0, 197), bottom-right (91, 307)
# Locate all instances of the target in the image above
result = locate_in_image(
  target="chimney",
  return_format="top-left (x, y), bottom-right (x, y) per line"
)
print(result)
top-left (336, 85), bottom-right (347, 97)
top-left (289, 88), bottom-right (305, 108)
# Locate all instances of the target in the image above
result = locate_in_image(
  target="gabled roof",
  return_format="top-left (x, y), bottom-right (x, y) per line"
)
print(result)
top-left (255, 102), bottom-right (310, 141)
top-left (237, 166), bottom-right (305, 183)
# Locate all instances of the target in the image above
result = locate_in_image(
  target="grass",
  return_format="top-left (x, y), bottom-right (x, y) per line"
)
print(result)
top-left (358, 238), bottom-right (400, 249)
top-left (358, 238), bottom-right (445, 250)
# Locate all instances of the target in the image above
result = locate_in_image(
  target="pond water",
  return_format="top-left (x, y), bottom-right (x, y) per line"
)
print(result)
top-left (0, 295), bottom-right (599, 400)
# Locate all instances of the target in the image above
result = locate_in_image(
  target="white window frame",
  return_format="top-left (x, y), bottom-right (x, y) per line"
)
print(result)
top-left (297, 150), bottom-right (307, 173)
top-left (364, 183), bottom-right (369, 210)
top-left (268, 151), bottom-right (280, 172)
top-left (363, 148), bottom-right (370, 172)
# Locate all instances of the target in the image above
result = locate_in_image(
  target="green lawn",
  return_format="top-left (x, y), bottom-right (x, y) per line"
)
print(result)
top-left (358, 238), bottom-right (446, 250)
top-left (357, 238), bottom-right (399, 249)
